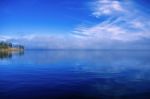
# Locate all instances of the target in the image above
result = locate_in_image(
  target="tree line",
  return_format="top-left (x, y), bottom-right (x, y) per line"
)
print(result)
top-left (0, 41), bottom-right (24, 49)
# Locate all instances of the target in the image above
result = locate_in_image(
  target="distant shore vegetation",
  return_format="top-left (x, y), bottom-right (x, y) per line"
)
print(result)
top-left (0, 41), bottom-right (24, 52)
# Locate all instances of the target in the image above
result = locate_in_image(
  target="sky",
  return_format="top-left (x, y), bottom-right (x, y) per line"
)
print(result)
top-left (0, 0), bottom-right (150, 49)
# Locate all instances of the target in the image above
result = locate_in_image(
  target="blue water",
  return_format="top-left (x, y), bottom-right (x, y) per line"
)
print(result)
top-left (0, 50), bottom-right (150, 99)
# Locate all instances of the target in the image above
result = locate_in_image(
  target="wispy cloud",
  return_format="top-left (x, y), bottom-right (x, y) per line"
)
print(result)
top-left (91, 0), bottom-right (125, 17)
top-left (72, 0), bottom-right (150, 43)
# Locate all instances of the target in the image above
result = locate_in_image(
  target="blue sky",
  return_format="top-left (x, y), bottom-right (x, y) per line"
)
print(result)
top-left (0, 0), bottom-right (91, 35)
top-left (0, 0), bottom-right (150, 49)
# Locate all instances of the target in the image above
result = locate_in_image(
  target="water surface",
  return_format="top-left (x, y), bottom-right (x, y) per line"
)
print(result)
top-left (0, 50), bottom-right (150, 99)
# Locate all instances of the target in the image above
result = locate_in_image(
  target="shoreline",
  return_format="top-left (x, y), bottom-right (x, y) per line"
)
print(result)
top-left (0, 48), bottom-right (24, 52)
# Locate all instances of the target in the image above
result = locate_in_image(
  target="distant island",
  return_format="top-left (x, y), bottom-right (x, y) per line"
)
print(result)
top-left (0, 41), bottom-right (24, 52)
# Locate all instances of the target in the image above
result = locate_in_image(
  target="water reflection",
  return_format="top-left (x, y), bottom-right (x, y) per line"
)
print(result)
top-left (0, 51), bottom-right (12, 59)
top-left (0, 50), bottom-right (24, 59)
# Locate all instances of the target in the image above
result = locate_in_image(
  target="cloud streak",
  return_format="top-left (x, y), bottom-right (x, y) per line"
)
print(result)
top-left (91, 0), bottom-right (125, 17)
top-left (73, 0), bottom-right (150, 42)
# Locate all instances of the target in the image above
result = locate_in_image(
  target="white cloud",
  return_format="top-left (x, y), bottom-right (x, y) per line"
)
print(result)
top-left (0, 35), bottom-right (12, 41)
top-left (72, 0), bottom-right (150, 43)
top-left (91, 0), bottom-right (125, 17)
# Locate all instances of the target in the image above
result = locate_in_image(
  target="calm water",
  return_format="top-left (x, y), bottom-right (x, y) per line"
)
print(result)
top-left (0, 50), bottom-right (150, 99)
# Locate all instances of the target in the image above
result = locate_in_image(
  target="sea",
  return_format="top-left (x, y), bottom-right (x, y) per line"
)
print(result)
top-left (0, 50), bottom-right (150, 99)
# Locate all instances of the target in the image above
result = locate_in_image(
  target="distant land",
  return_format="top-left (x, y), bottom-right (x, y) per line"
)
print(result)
top-left (0, 41), bottom-right (24, 52)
